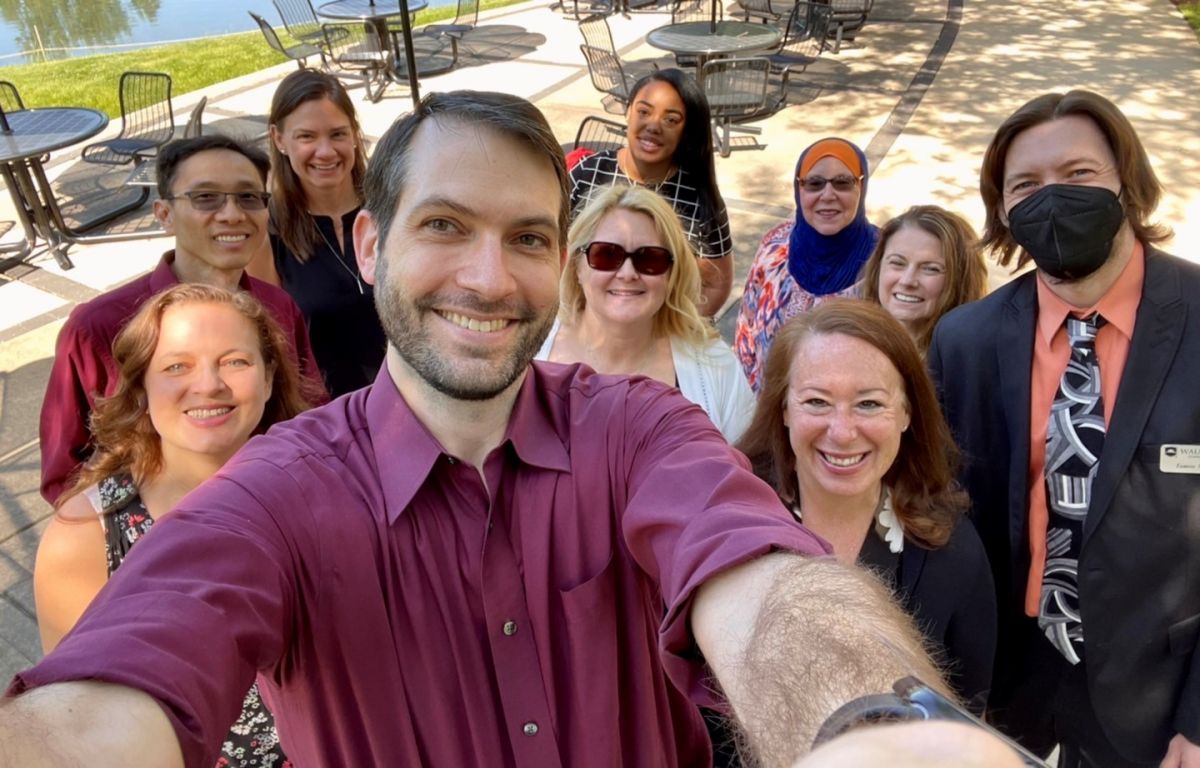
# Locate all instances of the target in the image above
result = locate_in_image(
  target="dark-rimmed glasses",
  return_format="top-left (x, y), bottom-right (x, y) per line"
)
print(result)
top-left (579, 241), bottom-right (674, 276)
top-left (798, 175), bottom-right (861, 194)
top-left (164, 190), bottom-right (271, 212)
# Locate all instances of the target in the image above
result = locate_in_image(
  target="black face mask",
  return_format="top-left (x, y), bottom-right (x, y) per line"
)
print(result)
top-left (1006, 184), bottom-right (1125, 280)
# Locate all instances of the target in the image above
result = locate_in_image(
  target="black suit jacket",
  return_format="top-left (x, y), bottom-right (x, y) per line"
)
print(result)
top-left (895, 520), bottom-right (996, 714)
top-left (927, 247), bottom-right (1200, 763)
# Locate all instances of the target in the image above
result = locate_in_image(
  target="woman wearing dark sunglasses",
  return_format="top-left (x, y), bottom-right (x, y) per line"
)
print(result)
top-left (246, 69), bottom-right (386, 397)
top-left (568, 69), bottom-right (733, 317)
top-left (734, 137), bottom-right (880, 391)
top-left (536, 186), bottom-right (754, 442)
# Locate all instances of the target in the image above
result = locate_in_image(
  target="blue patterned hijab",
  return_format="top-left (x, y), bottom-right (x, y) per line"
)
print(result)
top-left (786, 138), bottom-right (879, 296)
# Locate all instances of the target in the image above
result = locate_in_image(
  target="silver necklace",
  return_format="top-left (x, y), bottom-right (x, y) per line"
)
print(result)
top-left (312, 216), bottom-right (363, 295)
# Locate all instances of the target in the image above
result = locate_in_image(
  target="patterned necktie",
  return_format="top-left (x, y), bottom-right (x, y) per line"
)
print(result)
top-left (1039, 313), bottom-right (1106, 664)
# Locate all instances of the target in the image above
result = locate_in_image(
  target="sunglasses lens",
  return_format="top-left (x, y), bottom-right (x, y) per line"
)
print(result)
top-left (585, 242), bottom-right (626, 271)
top-left (632, 247), bottom-right (672, 275)
top-left (800, 177), bottom-right (826, 193)
top-left (583, 242), bottom-right (673, 275)
top-left (236, 192), bottom-right (269, 211)
top-left (830, 177), bottom-right (856, 192)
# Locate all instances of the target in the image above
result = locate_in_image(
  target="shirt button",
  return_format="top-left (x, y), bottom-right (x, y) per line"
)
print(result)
top-left (447, 456), bottom-right (457, 464)
top-left (523, 721), bottom-right (538, 736)
top-left (502, 620), bottom-right (518, 636)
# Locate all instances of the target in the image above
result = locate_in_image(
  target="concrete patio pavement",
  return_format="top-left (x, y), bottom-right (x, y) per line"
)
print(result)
top-left (0, 0), bottom-right (1197, 685)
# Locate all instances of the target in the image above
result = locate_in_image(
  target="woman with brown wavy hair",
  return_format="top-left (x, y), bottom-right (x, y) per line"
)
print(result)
top-left (34, 283), bottom-right (310, 767)
top-left (859, 205), bottom-right (987, 355)
top-left (737, 299), bottom-right (996, 712)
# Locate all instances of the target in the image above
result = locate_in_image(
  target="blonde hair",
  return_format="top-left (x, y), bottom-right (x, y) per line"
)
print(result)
top-left (560, 186), bottom-right (714, 345)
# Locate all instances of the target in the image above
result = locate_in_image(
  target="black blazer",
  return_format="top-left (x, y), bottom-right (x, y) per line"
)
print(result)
top-left (895, 520), bottom-right (996, 714)
top-left (927, 247), bottom-right (1200, 763)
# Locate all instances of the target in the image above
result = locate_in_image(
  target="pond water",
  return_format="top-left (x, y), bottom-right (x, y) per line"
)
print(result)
top-left (0, 0), bottom-right (451, 64)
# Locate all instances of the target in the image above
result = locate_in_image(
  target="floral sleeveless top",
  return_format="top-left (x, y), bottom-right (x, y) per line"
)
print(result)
top-left (91, 474), bottom-right (292, 768)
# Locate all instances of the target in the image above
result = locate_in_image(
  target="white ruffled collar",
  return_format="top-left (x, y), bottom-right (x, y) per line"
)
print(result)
top-left (790, 488), bottom-right (905, 554)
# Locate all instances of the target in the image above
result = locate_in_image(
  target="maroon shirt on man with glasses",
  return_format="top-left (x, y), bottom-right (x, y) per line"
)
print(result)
top-left (13, 362), bottom-right (826, 767)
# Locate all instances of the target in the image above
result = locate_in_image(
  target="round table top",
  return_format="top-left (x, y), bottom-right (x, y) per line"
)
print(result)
top-left (646, 20), bottom-right (782, 56)
top-left (0, 107), bottom-right (108, 164)
top-left (317, 0), bottom-right (429, 21)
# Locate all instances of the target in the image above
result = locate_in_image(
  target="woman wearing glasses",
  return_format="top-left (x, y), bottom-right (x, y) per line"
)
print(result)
top-left (859, 205), bottom-right (988, 356)
top-left (734, 137), bottom-right (879, 391)
top-left (537, 186), bottom-right (754, 442)
top-left (34, 284), bottom-right (311, 767)
top-left (569, 69), bottom-right (734, 316)
top-left (248, 69), bottom-right (386, 397)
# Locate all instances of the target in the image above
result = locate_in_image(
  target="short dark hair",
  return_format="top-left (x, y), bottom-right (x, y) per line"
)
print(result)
top-left (155, 135), bottom-right (270, 199)
top-left (627, 69), bottom-right (725, 219)
top-left (980, 89), bottom-right (1170, 268)
top-left (735, 300), bottom-right (967, 549)
top-left (363, 90), bottom-right (569, 250)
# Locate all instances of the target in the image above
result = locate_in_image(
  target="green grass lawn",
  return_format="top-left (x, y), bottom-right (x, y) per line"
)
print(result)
top-left (0, 0), bottom-right (522, 117)
top-left (1183, 0), bottom-right (1200, 37)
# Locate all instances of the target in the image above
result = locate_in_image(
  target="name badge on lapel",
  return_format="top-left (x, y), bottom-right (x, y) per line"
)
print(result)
top-left (1160, 445), bottom-right (1200, 474)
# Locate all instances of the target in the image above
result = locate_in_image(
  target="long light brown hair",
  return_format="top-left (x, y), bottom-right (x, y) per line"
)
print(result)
top-left (859, 205), bottom-right (987, 353)
top-left (268, 69), bottom-right (368, 262)
top-left (58, 284), bottom-right (311, 506)
top-left (735, 300), bottom-right (966, 548)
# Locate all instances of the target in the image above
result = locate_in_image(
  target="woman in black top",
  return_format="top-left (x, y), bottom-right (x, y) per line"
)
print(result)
top-left (252, 69), bottom-right (386, 396)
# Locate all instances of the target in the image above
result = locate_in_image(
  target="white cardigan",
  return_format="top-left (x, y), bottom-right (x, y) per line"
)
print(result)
top-left (536, 320), bottom-right (756, 443)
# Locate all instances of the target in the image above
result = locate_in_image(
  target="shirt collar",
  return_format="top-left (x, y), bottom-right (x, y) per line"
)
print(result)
top-left (153, 250), bottom-right (253, 293)
top-left (1036, 240), bottom-right (1144, 344)
top-left (366, 361), bottom-right (571, 525)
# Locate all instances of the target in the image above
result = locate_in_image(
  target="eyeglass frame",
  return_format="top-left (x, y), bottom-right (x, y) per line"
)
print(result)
top-left (578, 241), bottom-right (675, 276)
top-left (797, 174), bottom-right (863, 194)
top-left (162, 189), bottom-right (272, 212)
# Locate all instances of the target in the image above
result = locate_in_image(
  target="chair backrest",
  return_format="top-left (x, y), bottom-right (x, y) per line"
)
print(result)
top-left (273, 0), bottom-right (323, 40)
top-left (455, 0), bottom-right (481, 27)
top-left (118, 72), bottom-right (175, 146)
top-left (778, 1), bottom-right (831, 61)
top-left (573, 115), bottom-right (626, 152)
top-left (702, 57), bottom-right (770, 120)
top-left (736, 0), bottom-right (784, 22)
top-left (183, 96), bottom-right (207, 139)
top-left (578, 14), bottom-right (616, 54)
top-left (250, 11), bottom-right (292, 56)
top-left (580, 45), bottom-right (631, 104)
top-left (827, 0), bottom-right (870, 31)
top-left (672, 0), bottom-right (720, 24)
top-left (0, 80), bottom-right (25, 112)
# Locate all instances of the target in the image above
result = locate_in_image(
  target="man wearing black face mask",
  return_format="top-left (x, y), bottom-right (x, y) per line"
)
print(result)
top-left (928, 90), bottom-right (1200, 768)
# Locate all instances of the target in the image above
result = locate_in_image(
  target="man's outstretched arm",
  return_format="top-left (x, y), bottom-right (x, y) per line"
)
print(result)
top-left (693, 552), bottom-right (951, 768)
top-left (0, 681), bottom-right (183, 767)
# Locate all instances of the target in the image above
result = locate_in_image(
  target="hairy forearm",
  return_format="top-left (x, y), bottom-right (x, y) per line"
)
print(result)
top-left (0, 682), bottom-right (183, 768)
top-left (695, 554), bottom-right (950, 768)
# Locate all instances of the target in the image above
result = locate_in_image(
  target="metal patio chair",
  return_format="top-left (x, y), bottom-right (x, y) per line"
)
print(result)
top-left (250, 11), bottom-right (324, 69)
top-left (0, 80), bottom-right (26, 112)
top-left (820, 0), bottom-right (872, 52)
top-left (574, 115), bottom-right (626, 153)
top-left (702, 56), bottom-right (790, 156)
top-left (323, 22), bottom-right (393, 103)
top-left (765, 1), bottom-right (831, 72)
top-left (421, 0), bottom-right (480, 64)
top-left (732, 0), bottom-right (788, 23)
top-left (578, 14), bottom-right (657, 111)
top-left (81, 72), bottom-right (175, 167)
top-left (272, 0), bottom-right (349, 63)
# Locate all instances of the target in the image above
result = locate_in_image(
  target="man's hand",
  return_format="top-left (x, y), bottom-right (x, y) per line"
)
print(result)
top-left (693, 553), bottom-right (950, 768)
top-left (1161, 733), bottom-right (1200, 768)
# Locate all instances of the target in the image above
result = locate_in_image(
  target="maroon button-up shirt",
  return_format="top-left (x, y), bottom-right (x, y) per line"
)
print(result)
top-left (37, 251), bottom-right (326, 504)
top-left (14, 363), bottom-right (825, 766)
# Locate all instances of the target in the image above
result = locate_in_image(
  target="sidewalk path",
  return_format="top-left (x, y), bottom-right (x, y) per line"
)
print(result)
top-left (0, 0), bottom-right (1197, 685)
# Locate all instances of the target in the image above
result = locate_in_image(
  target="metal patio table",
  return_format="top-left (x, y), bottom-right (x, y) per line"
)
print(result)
top-left (646, 20), bottom-right (782, 85)
top-left (0, 107), bottom-right (149, 271)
